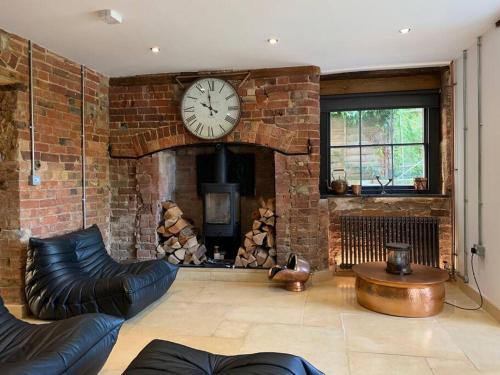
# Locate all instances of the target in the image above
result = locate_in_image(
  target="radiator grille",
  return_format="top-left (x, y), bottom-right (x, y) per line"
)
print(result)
top-left (340, 216), bottom-right (440, 269)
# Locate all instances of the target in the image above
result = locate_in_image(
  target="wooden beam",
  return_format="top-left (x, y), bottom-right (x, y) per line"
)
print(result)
top-left (320, 72), bottom-right (443, 96)
top-left (110, 65), bottom-right (320, 86)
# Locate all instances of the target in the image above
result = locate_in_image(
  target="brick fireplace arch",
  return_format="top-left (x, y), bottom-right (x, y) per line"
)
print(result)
top-left (108, 66), bottom-right (330, 270)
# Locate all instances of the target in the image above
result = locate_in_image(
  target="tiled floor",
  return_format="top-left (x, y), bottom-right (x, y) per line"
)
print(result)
top-left (95, 274), bottom-right (500, 375)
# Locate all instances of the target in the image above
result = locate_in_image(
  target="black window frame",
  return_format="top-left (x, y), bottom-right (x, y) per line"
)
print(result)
top-left (320, 90), bottom-right (441, 195)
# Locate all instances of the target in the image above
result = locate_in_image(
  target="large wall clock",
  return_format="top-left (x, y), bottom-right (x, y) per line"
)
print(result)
top-left (180, 78), bottom-right (241, 140)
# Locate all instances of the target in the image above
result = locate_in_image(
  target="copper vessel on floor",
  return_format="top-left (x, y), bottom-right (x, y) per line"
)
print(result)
top-left (269, 253), bottom-right (311, 292)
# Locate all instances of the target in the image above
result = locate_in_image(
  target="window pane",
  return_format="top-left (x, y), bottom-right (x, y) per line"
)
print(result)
top-left (361, 110), bottom-right (392, 145)
top-left (330, 147), bottom-right (360, 185)
top-left (393, 145), bottom-right (425, 185)
top-left (361, 146), bottom-right (392, 186)
top-left (330, 111), bottom-right (359, 146)
top-left (392, 108), bottom-right (424, 144)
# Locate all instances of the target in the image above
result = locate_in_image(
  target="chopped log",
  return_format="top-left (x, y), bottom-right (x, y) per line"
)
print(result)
top-left (253, 232), bottom-right (267, 246)
top-left (173, 248), bottom-right (186, 261)
top-left (194, 244), bottom-right (207, 259)
top-left (244, 237), bottom-right (256, 251)
top-left (179, 226), bottom-right (195, 244)
top-left (191, 254), bottom-right (201, 265)
top-left (162, 201), bottom-right (177, 210)
top-left (240, 257), bottom-right (249, 267)
top-left (259, 207), bottom-right (268, 217)
top-left (264, 216), bottom-right (275, 226)
top-left (164, 216), bottom-right (179, 228)
top-left (167, 254), bottom-right (180, 264)
top-left (234, 256), bottom-right (243, 267)
top-left (166, 205), bottom-right (183, 219)
top-left (263, 209), bottom-right (274, 218)
top-left (168, 218), bottom-right (188, 234)
top-left (262, 256), bottom-right (276, 268)
top-left (247, 254), bottom-right (256, 264)
top-left (268, 248), bottom-right (277, 257)
top-left (157, 225), bottom-right (166, 235)
top-left (166, 236), bottom-right (182, 249)
top-left (252, 220), bottom-right (262, 230)
top-left (248, 260), bottom-right (258, 268)
top-left (183, 253), bottom-right (193, 264)
top-left (156, 244), bottom-right (166, 255)
top-left (237, 247), bottom-right (247, 257)
top-left (245, 231), bottom-right (254, 240)
top-left (255, 248), bottom-right (268, 266)
top-left (261, 225), bottom-right (270, 232)
top-left (183, 236), bottom-right (198, 249)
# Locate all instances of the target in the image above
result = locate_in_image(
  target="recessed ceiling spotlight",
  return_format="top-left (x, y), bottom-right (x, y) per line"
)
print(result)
top-left (267, 38), bottom-right (279, 45)
top-left (150, 46), bottom-right (160, 54)
top-left (399, 27), bottom-right (411, 34)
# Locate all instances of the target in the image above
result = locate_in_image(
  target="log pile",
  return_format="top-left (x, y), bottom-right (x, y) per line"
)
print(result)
top-left (157, 201), bottom-right (207, 265)
top-left (234, 198), bottom-right (277, 268)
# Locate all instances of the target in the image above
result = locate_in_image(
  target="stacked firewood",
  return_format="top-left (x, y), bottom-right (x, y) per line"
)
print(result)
top-left (157, 201), bottom-right (207, 265)
top-left (234, 198), bottom-right (277, 268)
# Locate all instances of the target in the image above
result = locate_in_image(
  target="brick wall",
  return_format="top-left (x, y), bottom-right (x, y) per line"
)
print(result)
top-left (0, 28), bottom-right (110, 309)
top-left (108, 67), bottom-right (326, 268)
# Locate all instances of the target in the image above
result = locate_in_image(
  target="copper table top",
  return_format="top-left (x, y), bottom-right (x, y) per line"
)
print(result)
top-left (352, 262), bottom-right (449, 288)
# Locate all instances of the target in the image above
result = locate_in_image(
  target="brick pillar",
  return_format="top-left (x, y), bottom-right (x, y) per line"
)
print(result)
top-left (0, 88), bottom-right (29, 315)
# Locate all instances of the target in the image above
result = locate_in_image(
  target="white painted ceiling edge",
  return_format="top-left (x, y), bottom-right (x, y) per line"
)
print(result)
top-left (0, 0), bottom-right (498, 77)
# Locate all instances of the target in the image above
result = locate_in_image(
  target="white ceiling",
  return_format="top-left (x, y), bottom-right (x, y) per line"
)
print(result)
top-left (0, 0), bottom-right (499, 77)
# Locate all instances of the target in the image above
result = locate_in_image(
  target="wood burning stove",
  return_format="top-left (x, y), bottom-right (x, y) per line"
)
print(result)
top-left (201, 144), bottom-right (240, 259)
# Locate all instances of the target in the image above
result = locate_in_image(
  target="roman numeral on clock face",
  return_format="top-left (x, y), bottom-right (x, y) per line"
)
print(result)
top-left (225, 115), bottom-right (236, 125)
top-left (208, 80), bottom-right (215, 91)
top-left (185, 114), bottom-right (196, 126)
top-left (208, 126), bottom-right (214, 138)
top-left (225, 93), bottom-right (235, 101)
top-left (228, 105), bottom-right (239, 111)
top-left (184, 106), bottom-right (195, 113)
top-left (194, 122), bottom-right (204, 135)
top-left (195, 84), bottom-right (204, 93)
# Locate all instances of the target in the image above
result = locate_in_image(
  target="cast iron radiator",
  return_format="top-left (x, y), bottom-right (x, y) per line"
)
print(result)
top-left (339, 216), bottom-right (440, 269)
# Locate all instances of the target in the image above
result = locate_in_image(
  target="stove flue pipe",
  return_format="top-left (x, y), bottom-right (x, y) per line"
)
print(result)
top-left (214, 144), bottom-right (228, 184)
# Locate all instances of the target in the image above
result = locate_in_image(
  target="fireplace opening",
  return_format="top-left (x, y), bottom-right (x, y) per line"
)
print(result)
top-left (171, 144), bottom-right (275, 266)
top-left (201, 144), bottom-right (241, 261)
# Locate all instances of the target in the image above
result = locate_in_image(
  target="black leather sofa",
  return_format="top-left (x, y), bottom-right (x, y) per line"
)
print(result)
top-left (0, 296), bottom-right (122, 375)
top-left (26, 224), bottom-right (178, 320)
top-left (123, 339), bottom-right (324, 375)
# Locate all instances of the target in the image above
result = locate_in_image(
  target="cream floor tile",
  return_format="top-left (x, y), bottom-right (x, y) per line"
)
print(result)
top-left (426, 358), bottom-right (481, 375)
top-left (441, 324), bottom-right (500, 372)
top-left (348, 352), bottom-right (433, 375)
top-left (342, 313), bottom-right (467, 360)
top-left (225, 305), bottom-right (304, 325)
top-left (240, 323), bottom-right (349, 375)
top-left (302, 301), bottom-right (344, 329)
top-left (97, 277), bottom-right (500, 375)
top-left (103, 332), bottom-right (153, 372)
top-left (131, 301), bottom-right (231, 336)
top-left (213, 319), bottom-right (251, 338)
top-left (196, 281), bottom-right (308, 307)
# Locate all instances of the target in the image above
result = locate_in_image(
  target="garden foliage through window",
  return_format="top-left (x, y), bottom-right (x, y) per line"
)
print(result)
top-left (320, 91), bottom-right (441, 195)
top-left (330, 108), bottom-right (425, 186)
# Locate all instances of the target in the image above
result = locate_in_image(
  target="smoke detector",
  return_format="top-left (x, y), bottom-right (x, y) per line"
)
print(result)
top-left (98, 9), bottom-right (123, 25)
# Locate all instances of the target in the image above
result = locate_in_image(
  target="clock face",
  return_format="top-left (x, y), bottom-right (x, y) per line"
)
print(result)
top-left (181, 78), bottom-right (241, 140)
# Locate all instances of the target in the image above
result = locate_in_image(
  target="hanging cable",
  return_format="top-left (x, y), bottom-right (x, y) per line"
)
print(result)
top-left (445, 252), bottom-right (483, 311)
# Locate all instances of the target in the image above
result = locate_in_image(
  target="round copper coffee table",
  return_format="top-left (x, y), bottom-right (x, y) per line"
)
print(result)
top-left (352, 262), bottom-right (449, 318)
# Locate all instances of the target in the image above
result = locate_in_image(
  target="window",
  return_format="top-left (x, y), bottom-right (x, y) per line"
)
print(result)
top-left (320, 91), bottom-right (440, 195)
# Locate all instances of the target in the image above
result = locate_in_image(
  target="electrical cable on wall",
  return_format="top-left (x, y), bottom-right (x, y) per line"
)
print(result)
top-left (445, 252), bottom-right (483, 311)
